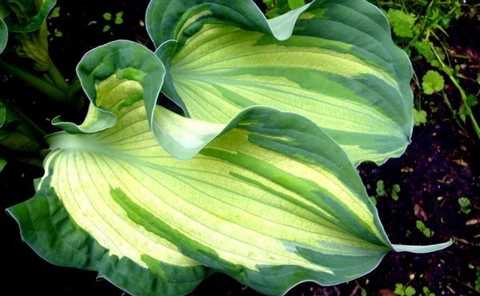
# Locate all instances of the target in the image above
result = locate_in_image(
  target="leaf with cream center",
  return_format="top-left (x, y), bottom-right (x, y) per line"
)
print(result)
top-left (147, 0), bottom-right (414, 165)
top-left (9, 40), bottom-right (449, 296)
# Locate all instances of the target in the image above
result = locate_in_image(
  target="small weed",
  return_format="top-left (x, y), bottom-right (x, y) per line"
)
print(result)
top-left (391, 184), bottom-right (401, 201)
top-left (377, 0), bottom-right (480, 139)
top-left (416, 220), bottom-right (433, 238)
top-left (102, 11), bottom-right (124, 33)
top-left (422, 286), bottom-right (435, 296)
top-left (458, 197), bottom-right (472, 214)
top-left (394, 283), bottom-right (416, 296)
top-left (475, 267), bottom-right (480, 293)
top-left (372, 180), bottom-right (401, 203)
top-left (422, 70), bottom-right (445, 95)
top-left (115, 12), bottom-right (124, 25)
top-left (413, 108), bottom-right (428, 126)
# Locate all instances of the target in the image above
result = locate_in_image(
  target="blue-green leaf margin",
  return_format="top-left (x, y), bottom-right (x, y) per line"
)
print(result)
top-left (6, 18), bottom-right (450, 296)
top-left (146, 0), bottom-right (414, 165)
top-left (7, 176), bottom-right (207, 296)
top-left (52, 40), bottom-right (165, 135)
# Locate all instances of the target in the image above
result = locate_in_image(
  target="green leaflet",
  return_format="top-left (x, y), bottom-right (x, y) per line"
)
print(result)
top-left (9, 41), bottom-right (450, 296)
top-left (147, 0), bottom-right (414, 165)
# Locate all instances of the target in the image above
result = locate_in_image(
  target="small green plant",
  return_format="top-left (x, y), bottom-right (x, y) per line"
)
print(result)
top-left (378, 0), bottom-right (480, 139)
top-left (422, 70), bottom-right (445, 95)
top-left (416, 220), bottom-right (434, 238)
top-left (387, 9), bottom-right (417, 38)
top-left (394, 283), bottom-right (416, 296)
top-left (373, 180), bottom-right (401, 202)
top-left (413, 108), bottom-right (428, 126)
top-left (102, 11), bottom-right (124, 32)
top-left (392, 184), bottom-right (401, 201)
top-left (458, 197), bottom-right (472, 214)
top-left (376, 180), bottom-right (386, 197)
top-left (422, 286), bottom-right (435, 296)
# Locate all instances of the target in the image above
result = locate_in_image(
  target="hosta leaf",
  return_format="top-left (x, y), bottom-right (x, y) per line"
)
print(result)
top-left (0, 100), bottom-right (41, 152)
top-left (3, 0), bottom-right (57, 32)
top-left (9, 179), bottom-right (207, 296)
top-left (53, 40), bottom-right (165, 134)
top-left (9, 41), bottom-right (450, 296)
top-left (9, 41), bottom-right (208, 296)
top-left (0, 18), bottom-right (7, 53)
top-left (146, 0), bottom-right (414, 165)
top-left (0, 157), bottom-right (6, 171)
top-left (0, 0), bottom-right (56, 54)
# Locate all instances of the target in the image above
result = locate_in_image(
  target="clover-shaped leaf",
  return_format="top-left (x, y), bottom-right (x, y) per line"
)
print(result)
top-left (387, 9), bottom-right (417, 38)
top-left (422, 70), bottom-right (445, 95)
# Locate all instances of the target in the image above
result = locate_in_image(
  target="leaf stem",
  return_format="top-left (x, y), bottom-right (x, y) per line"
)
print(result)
top-left (7, 101), bottom-right (48, 138)
top-left (0, 59), bottom-right (67, 103)
top-left (67, 78), bottom-right (83, 98)
top-left (47, 62), bottom-right (69, 91)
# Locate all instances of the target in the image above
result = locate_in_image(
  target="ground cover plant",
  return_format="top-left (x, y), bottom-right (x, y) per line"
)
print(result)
top-left (1, 0), bottom-right (478, 295)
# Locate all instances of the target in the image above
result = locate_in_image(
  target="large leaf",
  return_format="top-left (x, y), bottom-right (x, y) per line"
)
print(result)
top-left (3, 0), bottom-right (57, 32)
top-left (0, 18), bottom-right (7, 53)
top-left (9, 41), bottom-right (450, 296)
top-left (146, 0), bottom-right (414, 165)
top-left (0, 157), bottom-right (6, 171)
top-left (9, 41), bottom-right (207, 296)
top-left (0, 0), bottom-right (56, 54)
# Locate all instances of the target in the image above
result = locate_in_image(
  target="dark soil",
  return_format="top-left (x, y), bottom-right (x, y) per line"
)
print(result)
top-left (1, 0), bottom-right (479, 295)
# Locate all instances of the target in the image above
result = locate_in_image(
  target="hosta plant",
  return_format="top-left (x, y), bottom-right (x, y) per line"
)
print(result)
top-left (0, 0), bottom-right (56, 54)
top-left (2, 0), bottom-right (451, 295)
top-left (147, 0), bottom-right (415, 164)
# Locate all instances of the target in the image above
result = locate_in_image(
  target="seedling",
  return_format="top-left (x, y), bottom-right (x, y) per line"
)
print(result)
top-left (422, 286), bottom-right (435, 296)
top-left (102, 11), bottom-right (124, 32)
top-left (373, 180), bottom-right (401, 202)
top-left (416, 220), bottom-right (434, 238)
top-left (458, 197), bottom-right (472, 214)
top-left (262, 0), bottom-right (306, 17)
top-left (394, 283), bottom-right (416, 296)
top-left (392, 184), bottom-right (401, 201)
top-left (376, 180), bottom-right (386, 197)
top-left (414, 108), bottom-right (428, 126)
